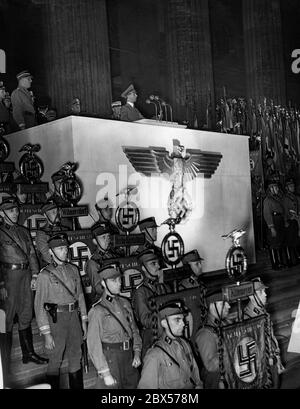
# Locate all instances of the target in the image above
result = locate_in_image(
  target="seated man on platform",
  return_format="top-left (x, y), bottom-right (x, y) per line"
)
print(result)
top-left (242, 277), bottom-right (285, 388)
top-left (120, 84), bottom-right (144, 122)
top-left (195, 289), bottom-right (231, 389)
top-left (138, 300), bottom-right (202, 389)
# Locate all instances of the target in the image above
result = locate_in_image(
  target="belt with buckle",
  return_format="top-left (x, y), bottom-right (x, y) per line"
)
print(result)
top-left (0, 262), bottom-right (29, 270)
top-left (273, 212), bottom-right (282, 216)
top-left (102, 340), bottom-right (132, 351)
top-left (56, 301), bottom-right (78, 312)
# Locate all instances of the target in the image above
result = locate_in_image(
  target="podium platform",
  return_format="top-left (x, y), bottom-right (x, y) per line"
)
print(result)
top-left (7, 115), bottom-right (255, 273)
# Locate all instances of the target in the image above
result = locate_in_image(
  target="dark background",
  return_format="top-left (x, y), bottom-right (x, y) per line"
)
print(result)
top-left (0, 0), bottom-right (299, 125)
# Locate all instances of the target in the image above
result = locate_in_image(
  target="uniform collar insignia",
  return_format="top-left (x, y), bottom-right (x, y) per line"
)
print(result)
top-left (106, 294), bottom-right (113, 302)
top-left (165, 336), bottom-right (172, 344)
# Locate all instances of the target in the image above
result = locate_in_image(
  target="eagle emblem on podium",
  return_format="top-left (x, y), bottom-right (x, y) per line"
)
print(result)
top-left (122, 139), bottom-right (222, 220)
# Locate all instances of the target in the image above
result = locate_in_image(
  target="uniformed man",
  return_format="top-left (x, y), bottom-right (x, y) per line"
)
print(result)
top-left (48, 170), bottom-right (66, 207)
top-left (85, 222), bottom-right (121, 307)
top-left (87, 263), bottom-right (142, 389)
top-left (131, 249), bottom-right (170, 358)
top-left (11, 70), bottom-right (37, 130)
top-left (194, 289), bottom-right (231, 389)
top-left (242, 277), bottom-right (285, 388)
top-left (138, 300), bottom-right (202, 389)
top-left (283, 178), bottom-right (300, 265)
top-left (263, 179), bottom-right (286, 269)
top-left (35, 199), bottom-right (69, 267)
top-left (0, 195), bottom-right (48, 382)
top-left (34, 233), bottom-right (88, 389)
top-left (0, 81), bottom-right (10, 133)
top-left (135, 217), bottom-right (161, 257)
top-left (92, 194), bottom-right (119, 234)
top-left (180, 250), bottom-right (207, 337)
top-left (120, 84), bottom-right (144, 122)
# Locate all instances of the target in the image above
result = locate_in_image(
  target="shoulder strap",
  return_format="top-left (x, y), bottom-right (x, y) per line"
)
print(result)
top-left (97, 301), bottom-right (131, 338)
top-left (155, 344), bottom-right (180, 368)
top-left (44, 266), bottom-right (77, 301)
top-left (0, 225), bottom-right (29, 260)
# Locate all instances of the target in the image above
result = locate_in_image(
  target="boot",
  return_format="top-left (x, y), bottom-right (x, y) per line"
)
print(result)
top-left (68, 368), bottom-right (84, 389)
top-left (283, 247), bottom-right (293, 267)
top-left (0, 331), bottom-right (12, 384)
top-left (277, 248), bottom-right (286, 268)
top-left (47, 374), bottom-right (60, 390)
top-left (269, 249), bottom-right (280, 270)
top-left (19, 327), bottom-right (48, 364)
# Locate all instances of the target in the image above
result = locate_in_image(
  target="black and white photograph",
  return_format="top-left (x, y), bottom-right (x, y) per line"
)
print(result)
top-left (0, 0), bottom-right (300, 394)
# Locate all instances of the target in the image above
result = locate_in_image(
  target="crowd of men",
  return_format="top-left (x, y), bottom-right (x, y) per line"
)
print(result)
top-left (0, 69), bottom-right (144, 135)
top-left (263, 178), bottom-right (300, 270)
top-left (0, 70), bottom-right (288, 390)
top-left (0, 172), bottom-right (285, 389)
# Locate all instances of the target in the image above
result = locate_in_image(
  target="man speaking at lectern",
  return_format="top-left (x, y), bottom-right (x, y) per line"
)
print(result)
top-left (120, 84), bottom-right (144, 122)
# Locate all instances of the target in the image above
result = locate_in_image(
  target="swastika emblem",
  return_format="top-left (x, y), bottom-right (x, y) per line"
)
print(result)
top-left (60, 178), bottom-right (82, 204)
top-left (115, 201), bottom-right (140, 233)
top-left (162, 232), bottom-right (184, 266)
top-left (69, 241), bottom-right (92, 275)
top-left (120, 268), bottom-right (144, 298)
top-left (227, 246), bottom-right (247, 280)
top-left (234, 336), bottom-right (257, 383)
top-left (23, 214), bottom-right (47, 245)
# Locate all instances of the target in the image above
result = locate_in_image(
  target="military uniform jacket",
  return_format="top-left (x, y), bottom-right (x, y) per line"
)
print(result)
top-left (11, 86), bottom-right (36, 128)
top-left (0, 222), bottom-right (39, 280)
top-left (263, 194), bottom-right (284, 228)
top-left (36, 221), bottom-right (69, 265)
top-left (132, 277), bottom-right (169, 330)
top-left (87, 294), bottom-right (142, 376)
top-left (85, 248), bottom-right (119, 295)
top-left (283, 193), bottom-right (300, 224)
top-left (34, 262), bottom-right (88, 335)
top-left (120, 103), bottom-right (144, 122)
top-left (0, 101), bottom-right (9, 124)
top-left (138, 336), bottom-right (202, 389)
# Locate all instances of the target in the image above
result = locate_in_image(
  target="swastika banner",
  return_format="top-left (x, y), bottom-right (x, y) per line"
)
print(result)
top-left (221, 315), bottom-right (268, 389)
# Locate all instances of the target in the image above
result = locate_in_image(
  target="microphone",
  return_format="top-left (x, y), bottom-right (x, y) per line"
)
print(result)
top-left (154, 96), bottom-right (163, 121)
top-left (161, 101), bottom-right (168, 122)
top-left (146, 98), bottom-right (158, 120)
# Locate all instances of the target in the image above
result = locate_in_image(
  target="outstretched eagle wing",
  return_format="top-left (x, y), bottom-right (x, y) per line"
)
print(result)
top-left (184, 149), bottom-right (222, 180)
top-left (122, 146), bottom-right (173, 176)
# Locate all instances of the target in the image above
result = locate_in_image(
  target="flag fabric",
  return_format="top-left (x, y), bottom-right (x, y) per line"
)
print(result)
top-left (220, 315), bottom-right (271, 389)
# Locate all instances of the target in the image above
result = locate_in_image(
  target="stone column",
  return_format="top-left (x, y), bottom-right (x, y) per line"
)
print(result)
top-left (243, 0), bottom-right (286, 104)
top-left (40, 0), bottom-right (112, 117)
top-left (164, 0), bottom-right (215, 127)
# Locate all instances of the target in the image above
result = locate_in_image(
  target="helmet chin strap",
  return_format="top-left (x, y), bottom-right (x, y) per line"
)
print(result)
top-left (96, 236), bottom-right (110, 253)
top-left (103, 279), bottom-right (118, 296)
top-left (3, 209), bottom-right (18, 225)
top-left (253, 292), bottom-right (265, 310)
top-left (50, 248), bottom-right (68, 264)
top-left (165, 317), bottom-right (180, 338)
top-left (143, 263), bottom-right (158, 279)
top-left (45, 210), bottom-right (60, 226)
top-left (213, 302), bottom-right (225, 322)
top-left (145, 227), bottom-right (155, 243)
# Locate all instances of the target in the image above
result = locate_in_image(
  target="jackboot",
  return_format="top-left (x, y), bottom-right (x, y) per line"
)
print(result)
top-left (47, 374), bottom-right (60, 390)
top-left (68, 368), bottom-right (84, 389)
top-left (283, 247), bottom-right (293, 267)
top-left (19, 327), bottom-right (48, 364)
top-left (0, 331), bottom-right (12, 384)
